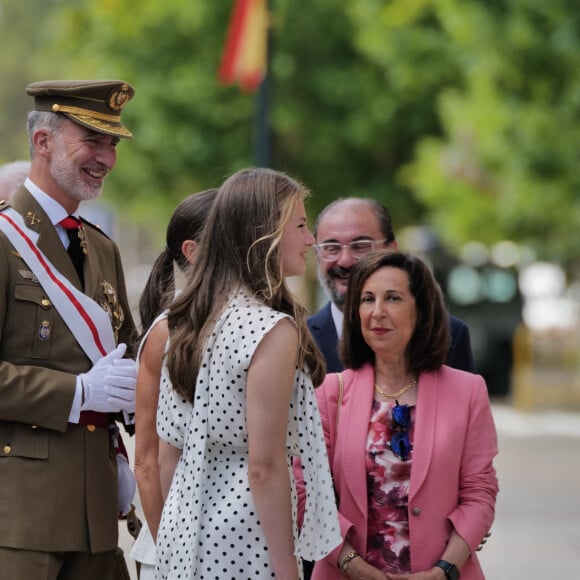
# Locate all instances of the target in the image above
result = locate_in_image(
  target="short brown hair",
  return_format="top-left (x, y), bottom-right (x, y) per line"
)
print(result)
top-left (341, 250), bottom-right (450, 372)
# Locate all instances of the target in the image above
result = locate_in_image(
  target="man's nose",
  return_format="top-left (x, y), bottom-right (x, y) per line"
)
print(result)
top-left (335, 245), bottom-right (357, 267)
top-left (96, 144), bottom-right (117, 169)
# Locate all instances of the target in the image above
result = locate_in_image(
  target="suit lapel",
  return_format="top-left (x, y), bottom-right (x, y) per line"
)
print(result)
top-left (338, 364), bottom-right (375, 518)
top-left (409, 370), bottom-right (438, 498)
top-left (309, 303), bottom-right (343, 372)
top-left (81, 224), bottom-right (98, 297)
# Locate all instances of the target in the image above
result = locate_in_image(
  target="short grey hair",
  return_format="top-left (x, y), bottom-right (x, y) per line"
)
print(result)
top-left (26, 111), bottom-right (66, 158)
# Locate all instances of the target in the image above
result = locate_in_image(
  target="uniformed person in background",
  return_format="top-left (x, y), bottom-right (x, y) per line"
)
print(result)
top-left (0, 80), bottom-right (139, 580)
top-left (0, 160), bottom-right (31, 202)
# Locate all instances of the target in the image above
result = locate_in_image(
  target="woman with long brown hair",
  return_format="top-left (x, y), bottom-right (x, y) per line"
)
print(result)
top-left (154, 168), bottom-right (340, 579)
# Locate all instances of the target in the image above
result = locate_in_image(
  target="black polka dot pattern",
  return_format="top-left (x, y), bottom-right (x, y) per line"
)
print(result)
top-left (155, 291), bottom-right (340, 579)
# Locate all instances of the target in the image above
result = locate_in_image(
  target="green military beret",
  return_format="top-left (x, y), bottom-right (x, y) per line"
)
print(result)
top-left (26, 79), bottom-right (135, 139)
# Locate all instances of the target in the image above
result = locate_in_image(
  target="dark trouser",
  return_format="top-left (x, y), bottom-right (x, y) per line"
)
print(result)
top-left (0, 546), bottom-right (117, 580)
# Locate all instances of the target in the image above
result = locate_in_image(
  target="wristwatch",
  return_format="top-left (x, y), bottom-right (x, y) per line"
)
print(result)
top-left (435, 560), bottom-right (460, 580)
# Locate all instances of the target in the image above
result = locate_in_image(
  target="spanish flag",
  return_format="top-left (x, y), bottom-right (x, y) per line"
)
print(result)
top-left (218, 0), bottom-right (268, 92)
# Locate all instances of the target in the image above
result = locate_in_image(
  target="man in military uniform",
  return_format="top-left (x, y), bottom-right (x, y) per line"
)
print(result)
top-left (0, 80), bottom-right (139, 579)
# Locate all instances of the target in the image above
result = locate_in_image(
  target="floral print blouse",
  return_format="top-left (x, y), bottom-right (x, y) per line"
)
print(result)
top-left (365, 399), bottom-right (417, 574)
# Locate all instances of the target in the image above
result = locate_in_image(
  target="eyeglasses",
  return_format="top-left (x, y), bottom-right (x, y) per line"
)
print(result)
top-left (389, 401), bottom-right (412, 461)
top-left (313, 239), bottom-right (387, 262)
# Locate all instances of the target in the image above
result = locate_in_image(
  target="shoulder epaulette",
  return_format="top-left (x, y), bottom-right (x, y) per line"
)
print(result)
top-left (0, 199), bottom-right (11, 211)
top-left (80, 217), bottom-right (112, 239)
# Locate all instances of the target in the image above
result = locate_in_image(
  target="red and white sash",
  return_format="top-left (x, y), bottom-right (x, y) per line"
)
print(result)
top-left (0, 207), bottom-right (115, 364)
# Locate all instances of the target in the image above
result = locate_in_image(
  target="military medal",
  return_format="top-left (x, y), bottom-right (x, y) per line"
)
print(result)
top-left (78, 224), bottom-right (88, 255)
top-left (99, 281), bottom-right (124, 341)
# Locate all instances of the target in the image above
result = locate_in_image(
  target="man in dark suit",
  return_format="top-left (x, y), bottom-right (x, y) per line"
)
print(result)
top-left (308, 198), bottom-right (475, 373)
top-left (0, 80), bottom-right (138, 580)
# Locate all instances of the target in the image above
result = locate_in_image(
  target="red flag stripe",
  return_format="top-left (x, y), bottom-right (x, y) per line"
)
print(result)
top-left (218, 0), bottom-right (267, 92)
top-left (218, 0), bottom-right (250, 83)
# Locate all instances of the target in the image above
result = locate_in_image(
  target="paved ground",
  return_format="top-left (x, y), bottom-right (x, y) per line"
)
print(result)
top-left (477, 403), bottom-right (580, 579)
top-left (119, 403), bottom-right (580, 579)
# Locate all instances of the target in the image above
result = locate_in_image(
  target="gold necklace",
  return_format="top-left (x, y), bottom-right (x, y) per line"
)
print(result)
top-left (374, 379), bottom-right (417, 400)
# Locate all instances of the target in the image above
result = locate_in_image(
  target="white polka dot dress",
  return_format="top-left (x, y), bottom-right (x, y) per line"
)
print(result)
top-left (155, 290), bottom-right (340, 579)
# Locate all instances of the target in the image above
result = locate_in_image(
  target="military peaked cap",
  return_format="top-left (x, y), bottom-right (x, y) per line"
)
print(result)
top-left (26, 79), bottom-right (135, 139)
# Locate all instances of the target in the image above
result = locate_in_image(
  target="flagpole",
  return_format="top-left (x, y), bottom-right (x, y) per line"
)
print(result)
top-left (254, 0), bottom-right (272, 167)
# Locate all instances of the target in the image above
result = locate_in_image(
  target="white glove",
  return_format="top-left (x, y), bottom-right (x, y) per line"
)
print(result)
top-left (79, 343), bottom-right (137, 414)
top-left (116, 452), bottom-right (137, 517)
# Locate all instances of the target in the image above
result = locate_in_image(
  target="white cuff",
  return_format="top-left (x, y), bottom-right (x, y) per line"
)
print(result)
top-left (68, 376), bottom-right (83, 423)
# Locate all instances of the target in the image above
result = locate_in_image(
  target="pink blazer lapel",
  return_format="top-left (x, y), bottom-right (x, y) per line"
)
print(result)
top-left (337, 364), bottom-right (375, 519)
top-left (409, 370), bottom-right (439, 498)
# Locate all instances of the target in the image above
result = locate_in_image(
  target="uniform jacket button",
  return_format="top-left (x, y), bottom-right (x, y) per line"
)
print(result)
top-left (3, 445), bottom-right (11, 455)
top-left (411, 507), bottom-right (422, 516)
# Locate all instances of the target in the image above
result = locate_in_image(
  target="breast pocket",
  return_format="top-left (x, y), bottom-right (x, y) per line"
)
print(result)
top-left (0, 423), bottom-right (48, 460)
top-left (14, 282), bottom-right (55, 359)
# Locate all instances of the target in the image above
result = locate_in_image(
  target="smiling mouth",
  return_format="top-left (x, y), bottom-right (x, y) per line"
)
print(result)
top-left (84, 167), bottom-right (107, 180)
top-left (330, 269), bottom-right (350, 282)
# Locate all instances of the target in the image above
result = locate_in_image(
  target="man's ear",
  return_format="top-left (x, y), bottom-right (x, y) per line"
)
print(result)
top-left (181, 239), bottom-right (198, 264)
top-left (31, 129), bottom-right (51, 156)
top-left (387, 240), bottom-right (398, 251)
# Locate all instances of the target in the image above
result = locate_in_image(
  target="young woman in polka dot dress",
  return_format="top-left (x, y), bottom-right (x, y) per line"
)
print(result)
top-left (154, 168), bottom-right (341, 579)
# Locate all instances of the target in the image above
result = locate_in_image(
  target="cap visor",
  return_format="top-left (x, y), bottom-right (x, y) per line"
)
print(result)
top-left (65, 112), bottom-right (133, 139)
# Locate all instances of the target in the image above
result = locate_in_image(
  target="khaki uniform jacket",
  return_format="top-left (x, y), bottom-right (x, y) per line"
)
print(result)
top-left (0, 187), bottom-right (137, 553)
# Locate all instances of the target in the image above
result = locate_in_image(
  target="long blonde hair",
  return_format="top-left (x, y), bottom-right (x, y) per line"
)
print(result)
top-left (166, 167), bottom-right (325, 401)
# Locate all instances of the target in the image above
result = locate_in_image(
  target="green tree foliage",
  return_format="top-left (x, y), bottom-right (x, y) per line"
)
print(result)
top-left (352, 0), bottom-right (580, 265)
top-left (43, 1), bottom-right (252, 223)
top-left (26, 0), bottom-right (429, 228)
top-left (0, 0), bottom-right (66, 160)
top-left (270, 0), bottom-right (426, 222)
top-left (1, 0), bottom-right (579, 266)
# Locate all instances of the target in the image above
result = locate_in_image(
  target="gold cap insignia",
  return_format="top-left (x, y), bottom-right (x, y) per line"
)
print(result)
top-left (107, 84), bottom-right (131, 112)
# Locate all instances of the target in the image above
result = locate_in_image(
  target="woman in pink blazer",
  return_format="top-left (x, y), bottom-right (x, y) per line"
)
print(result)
top-left (298, 251), bottom-right (498, 580)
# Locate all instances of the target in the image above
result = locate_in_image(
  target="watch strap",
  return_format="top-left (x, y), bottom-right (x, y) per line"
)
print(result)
top-left (435, 559), bottom-right (460, 580)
